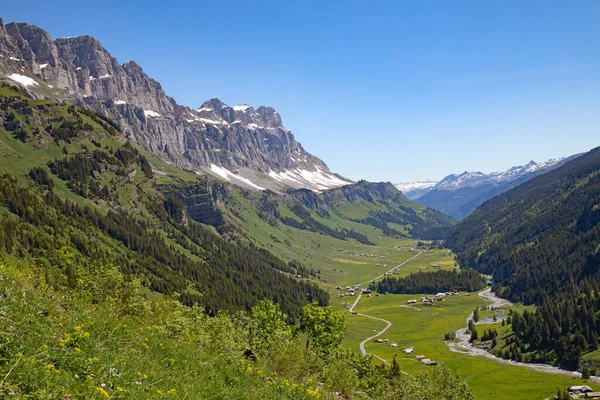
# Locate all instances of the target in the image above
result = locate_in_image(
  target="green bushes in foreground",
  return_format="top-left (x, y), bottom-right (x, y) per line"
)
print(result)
top-left (0, 257), bottom-right (473, 399)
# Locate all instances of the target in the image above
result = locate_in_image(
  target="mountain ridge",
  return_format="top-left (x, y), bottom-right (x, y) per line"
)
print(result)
top-left (0, 18), bottom-right (351, 192)
top-left (396, 156), bottom-right (580, 219)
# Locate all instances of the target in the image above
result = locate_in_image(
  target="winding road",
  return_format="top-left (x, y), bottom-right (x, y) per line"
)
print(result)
top-left (348, 252), bottom-right (422, 364)
top-left (349, 260), bottom-right (595, 380)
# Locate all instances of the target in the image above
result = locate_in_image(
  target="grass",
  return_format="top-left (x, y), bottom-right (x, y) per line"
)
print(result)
top-left (341, 292), bottom-right (598, 399)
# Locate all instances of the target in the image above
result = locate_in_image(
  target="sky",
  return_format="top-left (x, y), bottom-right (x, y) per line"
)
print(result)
top-left (3, 1), bottom-right (600, 182)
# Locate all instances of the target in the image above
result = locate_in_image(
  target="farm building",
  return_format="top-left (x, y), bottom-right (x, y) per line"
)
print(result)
top-left (569, 385), bottom-right (593, 394)
top-left (416, 355), bottom-right (425, 360)
top-left (407, 300), bottom-right (417, 304)
top-left (404, 347), bottom-right (414, 354)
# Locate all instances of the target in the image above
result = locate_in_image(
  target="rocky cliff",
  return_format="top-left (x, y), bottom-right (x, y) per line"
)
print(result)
top-left (0, 18), bottom-right (351, 192)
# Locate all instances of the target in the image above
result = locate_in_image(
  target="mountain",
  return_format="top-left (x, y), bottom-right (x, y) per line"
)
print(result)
top-left (446, 146), bottom-right (600, 304)
top-left (401, 156), bottom-right (579, 220)
top-left (0, 82), bottom-right (328, 319)
top-left (0, 18), bottom-right (351, 192)
top-left (445, 147), bottom-right (600, 369)
top-left (394, 181), bottom-right (437, 200)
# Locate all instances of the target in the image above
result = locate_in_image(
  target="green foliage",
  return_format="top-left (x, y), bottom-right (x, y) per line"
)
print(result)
top-left (301, 302), bottom-right (348, 357)
top-left (447, 147), bottom-right (600, 305)
top-left (0, 258), bottom-right (474, 399)
top-left (372, 269), bottom-right (487, 294)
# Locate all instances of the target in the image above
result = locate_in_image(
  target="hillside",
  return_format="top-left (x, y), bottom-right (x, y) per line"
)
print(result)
top-left (446, 147), bottom-right (600, 368)
top-left (0, 82), bottom-right (328, 319)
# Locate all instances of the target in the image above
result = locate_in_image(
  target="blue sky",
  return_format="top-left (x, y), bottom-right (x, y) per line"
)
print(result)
top-left (3, 1), bottom-right (600, 182)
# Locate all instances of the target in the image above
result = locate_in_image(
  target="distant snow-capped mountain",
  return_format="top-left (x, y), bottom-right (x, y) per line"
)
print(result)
top-left (396, 155), bottom-right (580, 219)
top-left (394, 181), bottom-right (437, 200)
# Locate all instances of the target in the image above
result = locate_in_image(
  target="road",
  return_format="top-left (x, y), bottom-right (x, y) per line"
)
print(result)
top-left (356, 252), bottom-right (423, 287)
top-left (349, 261), bottom-right (595, 380)
top-left (348, 252), bottom-right (423, 364)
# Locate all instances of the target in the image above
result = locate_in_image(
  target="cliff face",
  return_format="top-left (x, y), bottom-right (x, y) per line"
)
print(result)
top-left (0, 18), bottom-right (351, 192)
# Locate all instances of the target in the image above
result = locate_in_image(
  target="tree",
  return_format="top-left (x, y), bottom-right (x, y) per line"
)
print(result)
top-left (301, 301), bottom-right (347, 357)
top-left (469, 329), bottom-right (478, 343)
top-left (390, 355), bottom-right (401, 378)
top-left (473, 308), bottom-right (480, 322)
top-left (251, 299), bottom-right (292, 342)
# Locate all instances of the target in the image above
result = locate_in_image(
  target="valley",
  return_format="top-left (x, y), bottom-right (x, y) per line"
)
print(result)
top-left (324, 246), bottom-right (599, 399)
top-left (0, 9), bottom-right (598, 400)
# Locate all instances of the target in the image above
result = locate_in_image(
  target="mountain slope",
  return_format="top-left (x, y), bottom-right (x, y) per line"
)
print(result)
top-left (0, 82), bottom-right (327, 318)
top-left (401, 156), bottom-right (578, 219)
top-left (446, 146), bottom-right (600, 304)
top-left (0, 18), bottom-right (350, 192)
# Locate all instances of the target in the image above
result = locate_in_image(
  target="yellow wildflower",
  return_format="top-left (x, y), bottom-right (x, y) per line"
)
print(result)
top-left (116, 387), bottom-right (124, 392)
top-left (95, 386), bottom-right (109, 399)
top-left (167, 388), bottom-right (177, 395)
top-left (73, 325), bottom-right (81, 332)
top-left (143, 374), bottom-right (148, 379)
top-left (74, 347), bottom-right (81, 353)
top-left (156, 389), bottom-right (163, 395)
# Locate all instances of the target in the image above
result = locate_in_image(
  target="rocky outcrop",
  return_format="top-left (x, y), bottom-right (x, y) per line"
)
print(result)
top-left (0, 18), bottom-right (351, 192)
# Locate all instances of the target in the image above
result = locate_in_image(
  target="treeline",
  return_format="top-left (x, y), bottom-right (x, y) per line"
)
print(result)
top-left (48, 142), bottom-right (152, 200)
top-left (447, 147), bottom-right (600, 304)
top-left (371, 269), bottom-right (487, 294)
top-left (256, 198), bottom-right (375, 245)
top-left (0, 169), bottom-right (327, 320)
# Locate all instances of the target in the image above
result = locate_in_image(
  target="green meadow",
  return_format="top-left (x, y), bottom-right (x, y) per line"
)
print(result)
top-left (340, 291), bottom-right (598, 399)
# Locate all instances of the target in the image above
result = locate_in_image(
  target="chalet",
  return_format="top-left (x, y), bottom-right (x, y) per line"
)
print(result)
top-left (362, 289), bottom-right (372, 295)
top-left (375, 293), bottom-right (380, 297)
top-left (376, 339), bottom-right (386, 343)
top-left (403, 347), bottom-right (414, 354)
top-left (391, 343), bottom-right (398, 348)
top-left (421, 358), bottom-right (432, 364)
top-left (569, 385), bottom-right (593, 394)
top-left (343, 303), bottom-right (351, 309)
top-left (586, 392), bottom-right (600, 399)
top-left (407, 300), bottom-right (417, 304)
top-left (416, 355), bottom-right (425, 360)
top-left (432, 264), bottom-right (440, 269)
top-left (336, 286), bottom-right (342, 290)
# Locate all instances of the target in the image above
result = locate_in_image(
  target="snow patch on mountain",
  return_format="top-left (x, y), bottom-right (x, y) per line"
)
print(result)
top-left (209, 164), bottom-right (265, 190)
top-left (269, 168), bottom-right (350, 191)
top-left (143, 110), bottom-right (161, 118)
top-left (233, 104), bottom-right (251, 112)
top-left (7, 73), bottom-right (38, 87)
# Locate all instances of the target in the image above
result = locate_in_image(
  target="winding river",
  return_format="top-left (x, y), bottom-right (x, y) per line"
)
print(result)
top-left (447, 288), bottom-right (590, 379)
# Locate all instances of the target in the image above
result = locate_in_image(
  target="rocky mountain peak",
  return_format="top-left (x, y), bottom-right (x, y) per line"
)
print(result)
top-left (0, 18), bottom-right (351, 192)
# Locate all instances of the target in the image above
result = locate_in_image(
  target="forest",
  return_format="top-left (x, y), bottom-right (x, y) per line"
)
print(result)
top-left (370, 269), bottom-right (488, 294)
